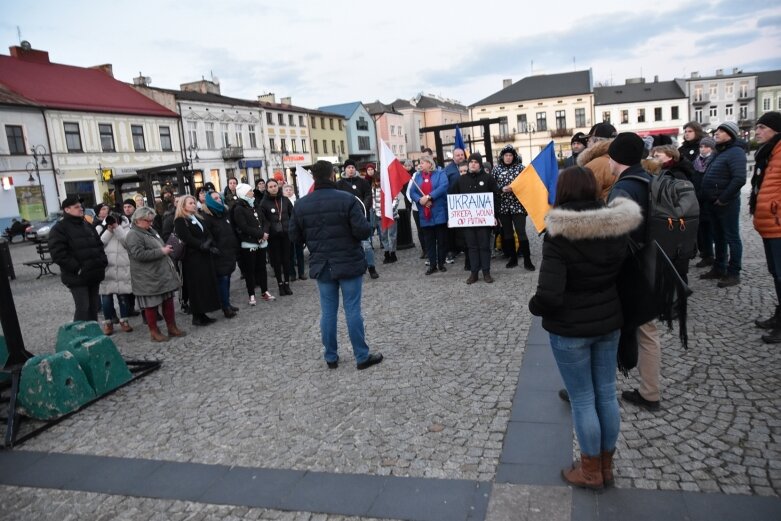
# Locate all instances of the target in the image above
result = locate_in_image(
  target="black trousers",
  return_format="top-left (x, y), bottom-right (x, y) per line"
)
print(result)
top-left (268, 234), bottom-right (291, 283)
top-left (240, 248), bottom-right (268, 295)
top-left (463, 227), bottom-right (493, 274)
top-left (423, 224), bottom-right (448, 268)
top-left (413, 211), bottom-right (426, 253)
top-left (70, 284), bottom-right (100, 322)
top-left (499, 213), bottom-right (529, 256)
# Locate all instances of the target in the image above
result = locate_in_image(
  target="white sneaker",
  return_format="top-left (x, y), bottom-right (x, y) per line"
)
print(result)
top-left (425, 260), bottom-right (430, 266)
top-left (262, 291), bottom-right (276, 301)
top-left (249, 295), bottom-right (257, 306)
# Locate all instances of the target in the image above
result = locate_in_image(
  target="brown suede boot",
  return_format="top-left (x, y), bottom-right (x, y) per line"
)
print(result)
top-left (167, 323), bottom-right (187, 338)
top-left (562, 454), bottom-right (603, 490)
top-left (149, 324), bottom-right (169, 343)
top-left (102, 322), bottom-right (114, 336)
top-left (601, 450), bottom-right (615, 487)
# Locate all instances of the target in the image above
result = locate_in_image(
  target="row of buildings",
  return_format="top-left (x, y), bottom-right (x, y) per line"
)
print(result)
top-left (1, 42), bottom-right (780, 227)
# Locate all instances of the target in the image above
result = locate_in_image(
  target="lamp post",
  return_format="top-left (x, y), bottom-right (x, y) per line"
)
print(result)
top-left (26, 144), bottom-right (49, 218)
top-left (522, 124), bottom-right (536, 165)
top-left (186, 144), bottom-right (199, 189)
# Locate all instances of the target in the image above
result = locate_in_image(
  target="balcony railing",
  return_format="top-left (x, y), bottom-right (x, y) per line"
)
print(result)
top-left (738, 119), bottom-right (754, 128)
top-left (692, 95), bottom-right (710, 106)
top-left (550, 128), bottom-right (573, 138)
top-left (222, 146), bottom-right (244, 160)
top-left (492, 133), bottom-right (516, 143)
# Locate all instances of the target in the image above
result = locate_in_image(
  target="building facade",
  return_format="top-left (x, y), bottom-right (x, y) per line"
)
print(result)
top-left (306, 109), bottom-right (348, 166)
top-left (686, 69), bottom-right (757, 139)
top-left (365, 101), bottom-right (407, 159)
top-left (757, 70), bottom-right (781, 121)
top-left (391, 94), bottom-right (468, 161)
top-left (258, 94), bottom-right (313, 183)
top-left (317, 102), bottom-right (377, 165)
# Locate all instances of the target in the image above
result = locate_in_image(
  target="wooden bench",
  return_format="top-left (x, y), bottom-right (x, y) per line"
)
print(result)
top-left (23, 242), bottom-right (56, 279)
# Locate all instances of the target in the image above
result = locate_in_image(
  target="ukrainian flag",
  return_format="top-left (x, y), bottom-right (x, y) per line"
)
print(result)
top-left (509, 141), bottom-right (559, 234)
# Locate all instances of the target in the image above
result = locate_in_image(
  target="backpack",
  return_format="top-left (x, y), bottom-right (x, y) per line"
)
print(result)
top-left (623, 170), bottom-right (699, 263)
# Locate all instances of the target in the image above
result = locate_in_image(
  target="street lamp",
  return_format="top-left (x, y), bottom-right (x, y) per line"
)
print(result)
top-left (522, 124), bottom-right (536, 165)
top-left (186, 144), bottom-right (199, 171)
top-left (26, 144), bottom-right (49, 217)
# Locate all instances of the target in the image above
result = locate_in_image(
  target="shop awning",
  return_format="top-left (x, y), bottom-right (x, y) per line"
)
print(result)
top-left (635, 128), bottom-right (680, 137)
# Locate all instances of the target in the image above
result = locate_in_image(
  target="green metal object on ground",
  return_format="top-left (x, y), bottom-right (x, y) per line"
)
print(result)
top-left (17, 351), bottom-right (96, 420)
top-left (55, 321), bottom-right (104, 351)
top-left (57, 335), bottom-right (132, 396)
top-left (0, 336), bottom-right (8, 383)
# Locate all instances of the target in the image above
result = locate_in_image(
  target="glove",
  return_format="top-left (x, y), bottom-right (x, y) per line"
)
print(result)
top-left (209, 247), bottom-right (221, 256)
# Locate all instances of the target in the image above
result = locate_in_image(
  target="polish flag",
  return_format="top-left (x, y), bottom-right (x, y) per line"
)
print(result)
top-left (295, 165), bottom-right (315, 198)
top-left (379, 140), bottom-right (412, 230)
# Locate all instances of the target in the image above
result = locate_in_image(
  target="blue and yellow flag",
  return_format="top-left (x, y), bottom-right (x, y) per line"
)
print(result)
top-left (454, 126), bottom-right (467, 154)
top-left (509, 141), bottom-right (559, 234)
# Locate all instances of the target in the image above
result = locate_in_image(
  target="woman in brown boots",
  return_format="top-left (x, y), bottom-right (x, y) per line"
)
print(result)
top-left (126, 206), bottom-right (187, 342)
top-left (529, 167), bottom-right (642, 489)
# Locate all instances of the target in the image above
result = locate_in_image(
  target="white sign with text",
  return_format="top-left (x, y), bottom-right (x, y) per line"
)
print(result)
top-left (447, 193), bottom-right (495, 228)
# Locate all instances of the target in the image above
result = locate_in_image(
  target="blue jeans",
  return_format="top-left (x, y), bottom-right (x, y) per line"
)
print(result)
top-left (550, 330), bottom-right (621, 456)
top-left (371, 213), bottom-right (398, 251)
top-left (362, 239), bottom-right (375, 267)
top-left (317, 268), bottom-right (370, 365)
top-left (216, 275), bottom-right (231, 309)
top-left (708, 198), bottom-right (742, 275)
top-left (763, 238), bottom-right (781, 304)
top-left (100, 293), bottom-right (130, 321)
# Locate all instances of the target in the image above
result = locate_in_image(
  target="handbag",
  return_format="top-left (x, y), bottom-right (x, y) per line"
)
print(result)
top-left (165, 232), bottom-right (186, 262)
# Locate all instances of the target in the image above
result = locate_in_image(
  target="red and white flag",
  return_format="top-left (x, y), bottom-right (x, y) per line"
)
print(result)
top-left (379, 140), bottom-right (411, 230)
top-left (295, 165), bottom-right (314, 198)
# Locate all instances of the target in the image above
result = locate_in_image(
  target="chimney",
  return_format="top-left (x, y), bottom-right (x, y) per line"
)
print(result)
top-left (654, 75), bottom-right (659, 83)
top-left (691, 71), bottom-right (699, 78)
top-left (90, 64), bottom-right (114, 78)
top-left (133, 73), bottom-right (152, 86)
top-left (716, 69), bottom-right (724, 76)
top-left (625, 77), bottom-right (645, 84)
top-left (180, 79), bottom-right (220, 95)
top-left (732, 67), bottom-right (740, 74)
top-left (502, 79), bottom-right (512, 89)
top-left (258, 93), bottom-right (276, 103)
top-left (9, 44), bottom-right (50, 64)
top-left (280, 96), bottom-right (291, 105)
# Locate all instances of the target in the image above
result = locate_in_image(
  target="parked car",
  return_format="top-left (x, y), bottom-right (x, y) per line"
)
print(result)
top-left (25, 212), bottom-right (62, 241)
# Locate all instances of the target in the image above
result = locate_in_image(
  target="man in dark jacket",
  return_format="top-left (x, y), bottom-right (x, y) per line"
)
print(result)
top-left (607, 132), bottom-right (662, 412)
top-left (48, 196), bottom-right (109, 322)
top-left (564, 132), bottom-right (588, 168)
top-left (699, 121), bottom-right (747, 287)
top-left (290, 160), bottom-right (383, 371)
top-left (337, 159), bottom-right (378, 279)
top-left (451, 152), bottom-right (500, 283)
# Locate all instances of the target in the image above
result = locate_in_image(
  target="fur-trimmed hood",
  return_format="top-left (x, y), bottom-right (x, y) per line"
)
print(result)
top-left (545, 197), bottom-right (642, 240)
top-left (576, 139), bottom-right (613, 167)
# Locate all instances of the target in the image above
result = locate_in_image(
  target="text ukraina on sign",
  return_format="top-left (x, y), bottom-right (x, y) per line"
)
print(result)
top-left (447, 193), bottom-right (495, 228)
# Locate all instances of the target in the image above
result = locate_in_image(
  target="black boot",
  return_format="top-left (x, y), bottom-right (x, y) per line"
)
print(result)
top-left (755, 305), bottom-right (781, 329)
top-left (382, 251), bottom-right (391, 264)
top-left (390, 252), bottom-right (398, 263)
top-left (762, 327), bottom-right (781, 343)
top-left (520, 240), bottom-right (536, 271)
top-left (503, 236), bottom-right (518, 268)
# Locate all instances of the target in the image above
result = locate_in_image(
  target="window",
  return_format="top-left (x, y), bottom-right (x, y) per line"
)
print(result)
top-left (97, 124), bottom-right (115, 152)
top-left (278, 113), bottom-right (284, 126)
top-left (331, 140), bottom-right (336, 154)
top-left (329, 118), bottom-right (334, 130)
top-left (280, 138), bottom-right (287, 152)
top-left (654, 107), bottom-right (662, 122)
top-left (340, 140), bottom-right (345, 154)
top-left (517, 114), bottom-right (527, 132)
top-left (619, 110), bottom-right (628, 124)
top-left (301, 139), bottom-right (308, 153)
top-left (299, 115), bottom-right (305, 127)
top-left (709, 84), bottom-right (718, 97)
top-left (725, 83), bottom-right (734, 97)
top-left (694, 86), bottom-right (703, 102)
top-left (499, 117), bottom-right (509, 136)
top-left (602, 111), bottom-right (611, 123)
top-left (291, 139), bottom-right (297, 152)
top-left (131, 124), bottom-right (145, 152)
top-left (763, 97), bottom-right (772, 111)
top-left (695, 108), bottom-right (703, 123)
top-left (725, 104), bottom-right (734, 117)
top-left (739, 104), bottom-right (748, 120)
top-left (221, 123), bottom-right (230, 147)
top-left (311, 116), bottom-right (317, 128)
top-left (390, 125), bottom-right (395, 136)
top-left (187, 121), bottom-right (198, 149)
top-left (709, 106), bottom-right (718, 118)
top-left (555, 110), bottom-right (566, 130)
top-left (64, 122), bottom-right (82, 152)
top-left (671, 106), bottom-right (679, 120)
top-left (535, 112), bottom-right (547, 131)
top-left (338, 120), bottom-right (343, 131)
top-left (320, 117), bottom-right (325, 129)
top-left (248, 124), bottom-right (257, 148)
top-left (234, 124), bottom-right (243, 147)
top-left (313, 139), bottom-right (319, 154)
top-left (637, 109), bottom-right (645, 123)
top-left (575, 108), bottom-right (586, 127)
top-left (392, 144), bottom-right (397, 154)
top-left (356, 117), bottom-right (369, 131)
top-left (5, 125), bottom-right (25, 155)
top-left (269, 138), bottom-right (276, 152)
top-left (358, 136), bottom-right (370, 150)
top-left (205, 122), bottom-right (215, 149)
top-left (322, 140), bottom-right (327, 153)
top-left (266, 112), bottom-right (274, 125)
top-left (159, 126), bottom-right (173, 151)
top-left (739, 83), bottom-right (749, 98)
top-left (288, 114), bottom-right (295, 126)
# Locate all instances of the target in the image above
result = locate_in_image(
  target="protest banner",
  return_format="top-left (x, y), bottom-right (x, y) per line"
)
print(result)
top-left (447, 192), bottom-right (495, 228)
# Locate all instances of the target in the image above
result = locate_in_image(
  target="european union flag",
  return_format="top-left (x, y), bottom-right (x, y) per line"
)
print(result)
top-left (454, 126), bottom-right (466, 153)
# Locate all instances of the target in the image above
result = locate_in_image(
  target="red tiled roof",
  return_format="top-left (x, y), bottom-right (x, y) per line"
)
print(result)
top-left (0, 52), bottom-right (178, 118)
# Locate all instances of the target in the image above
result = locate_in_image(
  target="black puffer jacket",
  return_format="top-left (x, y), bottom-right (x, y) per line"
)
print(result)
top-left (259, 192), bottom-right (293, 237)
top-left (529, 198), bottom-right (643, 337)
top-left (337, 175), bottom-right (372, 218)
top-left (48, 214), bottom-right (108, 287)
top-left (203, 209), bottom-right (239, 276)
top-left (701, 139), bottom-right (747, 204)
top-left (678, 139), bottom-right (700, 164)
top-left (289, 181), bottom-right (371, 279)
top-left (231, 199), bottom-right (264, 244)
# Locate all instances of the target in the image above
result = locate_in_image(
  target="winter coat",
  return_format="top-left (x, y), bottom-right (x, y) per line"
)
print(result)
top-left (289, 180), bottom-right (371, 279)
top-left (409, 168), bottom-right (450, 227)
top-left (174, 216), bottom-right (221, 314)
top-left (337, 175), bottom-right (372, 218)
top-left (701, 139), bottom-right (747, 204)
top-left (753, 137), bottom-right (781, 238)
top-left (259, 192), bottom-right (293, 237)
top-left (202, 209), bottom-right (239, 276)
top-left (223, 188), bottom-right (240, 208)
top-left (97, 222), bottom-right (132, 295)
top-left (450, 169), bottom-right (500, 222)
top-left (608, 164), bottom-right (651, 245)
top-left (492, 144), bottom-right (527, 215)
top-left (125, 225), bottom-right (181, 297)
top-left (443, 161), bottom-right (461, 189)
top-left (48, 214), bottom-right (108, 287)
top-left (232, 199), bottom-right (265, 244)
top-left (529, 197), bottom-right (643, 337)
top-left (679, 139), bottom-right (700, 164)
top-left (577, 139), bottom-right (616, 201)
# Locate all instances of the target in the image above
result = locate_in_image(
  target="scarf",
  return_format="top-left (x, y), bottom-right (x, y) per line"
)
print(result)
top-left (420, 171), bottom-right (433, 219)
top-left (750, 133), bottom-right (781, 215)
top-left (204, 193), bottom-right (225, 216)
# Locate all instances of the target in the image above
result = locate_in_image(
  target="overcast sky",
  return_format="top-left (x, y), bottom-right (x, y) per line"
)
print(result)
top-left (2, 0), bottom-right (780, 108)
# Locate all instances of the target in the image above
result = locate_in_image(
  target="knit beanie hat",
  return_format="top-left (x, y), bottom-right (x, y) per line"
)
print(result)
top-left (343, 159), bottom-right (356, 169)
top-left (717, 121), bottom-right (740, 140)
top-left (235, 183), bottom-right (253, 200)
top-left (468, 152), bottom-right (483, 165)
top-left (123, 198), bottom-right (136, 208)
top-left (699, 136), bottom-right (716, 149)
top-left (757, 111), bottom-right (781, 133)
top-left (607, 132), bottom-right (645, 166)
top-left (571, 132), bottom-right (588, 146)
